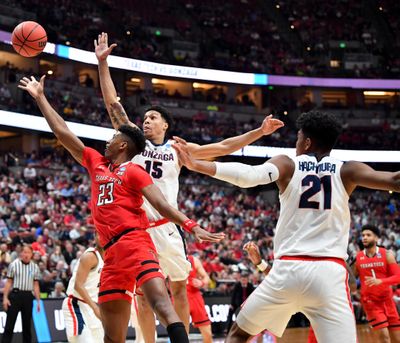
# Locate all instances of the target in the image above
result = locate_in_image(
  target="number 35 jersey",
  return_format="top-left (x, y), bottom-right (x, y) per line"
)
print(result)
top-left (132, 139), bottom-right (180, 221)
top-left (274, 154), bottom-right (350, 259)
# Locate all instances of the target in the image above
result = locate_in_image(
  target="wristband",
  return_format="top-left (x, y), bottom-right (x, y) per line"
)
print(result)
top-left (256, 259), bottom-right (269, 272)
top-left (182, 219), bottom-right (198, 233)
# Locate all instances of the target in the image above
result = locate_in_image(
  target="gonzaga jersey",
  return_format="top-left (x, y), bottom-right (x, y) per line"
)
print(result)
top-left (274, 154), bottom-right (350, 259)
top-left (356, 247), bottom-right (392, 299)
top-left (67, 248), bottom-right (104, 302)
top-left (132, 139), bottom-right (180, 221)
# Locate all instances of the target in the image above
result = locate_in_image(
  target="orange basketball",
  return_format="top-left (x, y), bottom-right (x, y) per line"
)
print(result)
top-left (11, 21), bottom-right (47, 57)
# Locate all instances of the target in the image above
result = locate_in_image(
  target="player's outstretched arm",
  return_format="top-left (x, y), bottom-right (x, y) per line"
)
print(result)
top-left (173, 114), bottom-right (284, 160)
top-left (141, 184), bottom-right (225, 243)
top-left (94, 32), bottom-right (137, 130)
top-left (173, 144), bottom-right (288, 188)
top-left (18, 76), bottom-right (84, 164)
top-left (341, 161), bottom-right (400, 195)
top-left (74, 252), bottom-right (102, 320)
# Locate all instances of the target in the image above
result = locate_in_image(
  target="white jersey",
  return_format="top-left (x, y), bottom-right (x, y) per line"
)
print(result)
top-left (67, 248), bottom-right (103, 302)
top-left (132, 139), bottom-right (180, 221)
top-left (274, 154), bottom-right (350, 259)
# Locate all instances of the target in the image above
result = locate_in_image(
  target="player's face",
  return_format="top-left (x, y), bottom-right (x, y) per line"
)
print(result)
top-left (295, 130), bottom-right (309, 156)
top-left (361, 230), bottom-right (378, 249)
top-left (143, 111), bottom-right (168, 140)
top-left (104, 132), bottom-right (126, 160)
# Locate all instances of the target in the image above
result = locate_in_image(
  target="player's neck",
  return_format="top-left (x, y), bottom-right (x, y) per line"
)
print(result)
top-left (365, 245), bottom-right (377, 257)
top-left (149, 135), bottom-right (167, 145)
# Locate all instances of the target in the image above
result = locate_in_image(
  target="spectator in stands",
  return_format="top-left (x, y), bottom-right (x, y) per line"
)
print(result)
top-left (49, 281), bottom-right (67, 298)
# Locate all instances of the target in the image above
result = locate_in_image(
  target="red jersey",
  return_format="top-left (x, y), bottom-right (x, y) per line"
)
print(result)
top-left (187, 255), bottom-right (200, 294)
top-left (82, 147), bottom-right (153, 247)
top-left (356, 247), bottom-right (393, 299)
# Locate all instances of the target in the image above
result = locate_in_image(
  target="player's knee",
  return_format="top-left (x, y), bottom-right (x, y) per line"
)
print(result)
top-left (151, 297), bottom-right (174, 319)
top-left (171, 281), bottom-right (188, 299)
top-left (227, 323), bottom-right (251, 342)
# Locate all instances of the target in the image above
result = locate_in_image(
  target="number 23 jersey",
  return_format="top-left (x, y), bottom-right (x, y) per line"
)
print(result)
top-left (132, 139), bottom-right (180, 221)
top-left (274, 154), bottom-right (350, 259)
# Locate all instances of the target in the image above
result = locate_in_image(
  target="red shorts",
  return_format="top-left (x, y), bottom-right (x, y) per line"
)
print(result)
top-left (362, 296), bottom-right (400, 331)
top-left (188, 290), bottom-right (211, 328)
top-left (99, 230), bottom-right (164, 304)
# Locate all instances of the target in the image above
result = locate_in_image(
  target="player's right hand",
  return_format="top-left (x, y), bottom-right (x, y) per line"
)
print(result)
top-left (243, 241), bottom-right (262, 266)
top-left (94, 32), bottom-right (117, 61)
top-left (3, 298), bottom-right (10, 311)
top-left (192, 226), bottom-right (225, 243)
top-left (172, 143), bottom-right (196, 170)
top-left (18, 75), bottom-right (46, 99)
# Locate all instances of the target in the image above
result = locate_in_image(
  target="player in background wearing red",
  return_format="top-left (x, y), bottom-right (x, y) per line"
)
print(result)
top-left (18, 75), bottom-right (224, 343)
top-left (187, 255), bottom-right (212, 343)
top-left (354, 224), bottom-right (400, 343)
top-left (94, 32), bottom-right (284, 341)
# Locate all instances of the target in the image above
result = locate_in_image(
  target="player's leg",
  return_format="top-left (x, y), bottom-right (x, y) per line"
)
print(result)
top-left (100, 299), bottom-right (131, 343)
top-left (198, 324), bottom-right (213, 343)
top-left (303, 261), bottom-right (356, 343)
top-left (226, 323), bottom-right (253, 343)
top-left (141, 277), bottom-right (189, 343)
top-left (170, 280), bottom-right (190, 331)
top-left (136, 292), bottom-right (157, 343)
top-left (389, 329), bottom-right (400, 343)
top-left (148, 223), bottom-right (191, 331)
top-left (228, 261), bottom-right (297, 341)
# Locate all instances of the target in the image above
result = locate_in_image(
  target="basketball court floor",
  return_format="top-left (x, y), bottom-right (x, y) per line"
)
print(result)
top-left (127, 324), bottom-right (375, 342)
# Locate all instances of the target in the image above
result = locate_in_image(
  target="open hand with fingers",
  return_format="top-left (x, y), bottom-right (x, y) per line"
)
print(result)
top-left (260, 115), bottom-right (284, 135)
top-left (18, 75), bottom-right (46, 99)
top-left (172, 142), bottom-right (196, 170)
top-left (94, 32), bottom-right (117, 61)
top-left (192, 225), bottom-right (225, 243)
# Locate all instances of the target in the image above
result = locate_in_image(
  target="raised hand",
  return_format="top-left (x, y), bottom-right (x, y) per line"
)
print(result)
top-left (260, 115), bottom-right (285, 135)
top-left (18, 75), bottom-right (46, 99)
top-left (192, 226), bottom-right (225, 243)
top-left (94, 32), bottom-right (117, 61)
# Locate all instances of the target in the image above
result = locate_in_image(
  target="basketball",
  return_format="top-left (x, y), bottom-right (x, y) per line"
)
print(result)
top-left (11, 21), bottom-right (47, 57)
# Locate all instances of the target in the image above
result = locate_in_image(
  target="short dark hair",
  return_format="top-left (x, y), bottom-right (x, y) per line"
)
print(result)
top-left (118, 125), bottom-right (146, 158)
top-left (145, 105), bottom-right (174, 131)
top-left (361, 224), bottom-right (380, 237)
top-left (296, 110), bottom-right (342, 151)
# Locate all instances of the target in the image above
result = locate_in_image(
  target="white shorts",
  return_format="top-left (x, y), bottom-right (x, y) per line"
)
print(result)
top-left (236, 259), bottom-right (356, 342)
top-left (62, 296), bottom-right (103, 343)
top-left (147, 222), bottom-right (191, 281)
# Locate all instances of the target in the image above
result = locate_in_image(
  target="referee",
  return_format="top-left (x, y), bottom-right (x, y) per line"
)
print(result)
top-left (2, 244), bottom-right (41, 343)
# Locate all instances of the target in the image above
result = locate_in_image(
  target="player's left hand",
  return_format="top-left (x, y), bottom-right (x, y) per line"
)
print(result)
top-left (94, 32), bottom-right (117, 61)
top-left (18, 75), bottom-right (45, 99)
top-left (243, 241), bottom-right (262, 266)
top-left (173, 143), bottom-right (196, 170)
top-left (365, 276), bottom-right (383, 287)
top-left (260, 115), bottom-right (284, 135)
top-left (192, 226), bottom-right (225, 243)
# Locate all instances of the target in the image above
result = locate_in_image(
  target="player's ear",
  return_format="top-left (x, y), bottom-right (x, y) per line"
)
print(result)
top-left (304, 137), bottom-right (312, 151)
top-left (163, 121), bottom-right (168, 131)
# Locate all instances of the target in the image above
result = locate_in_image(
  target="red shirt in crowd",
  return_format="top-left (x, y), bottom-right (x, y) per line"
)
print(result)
top-left (82, 147), bottom-right (153, 247)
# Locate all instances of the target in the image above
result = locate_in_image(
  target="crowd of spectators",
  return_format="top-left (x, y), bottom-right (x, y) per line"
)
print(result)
top-left (1, 65), bottom-right (400, 151)
top-left (1, 0), bottom-right (399, 77)
top-left (0, 150), bottom-right (398, 307)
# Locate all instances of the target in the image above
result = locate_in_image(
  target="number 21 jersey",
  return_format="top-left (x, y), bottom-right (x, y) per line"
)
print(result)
top-left (132, 139), bottom-right (180, 221)
top-left (274, 154), bottom-right (350, 259)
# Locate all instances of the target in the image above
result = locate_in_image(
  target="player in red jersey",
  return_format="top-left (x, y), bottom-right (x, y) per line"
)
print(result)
top-left (18, 75), bottom-right (224, 343)
top-left (354, 224), bottom-right (400, 343)
top-left (187, 255), bottom-right (212, 343)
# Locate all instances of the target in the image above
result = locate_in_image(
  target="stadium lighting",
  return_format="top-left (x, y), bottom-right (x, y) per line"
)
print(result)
top-left (152, 78), bottom-right (161, 84)
top-left (339, 42), bottom-right (346, 48)
top-left (192, 82), bottom-right (201, 88)
top-left (126, 31), bottom-right (131, 35)
top-left (47, 70), bottom-right (53, 75)
top-left (130, 78), bottom-right (141, 83)
top-left (155, 30), bottom-right (161, 36)
top-left (65, 41), bottom-right (70, 46)
top-left (276, 4), bottom-right (280, 8)
top-left (363, 91), bottom-right (394, 96)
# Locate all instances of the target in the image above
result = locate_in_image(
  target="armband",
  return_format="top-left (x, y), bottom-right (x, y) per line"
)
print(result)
top-left (182, 219), bottom-right (198, 233)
